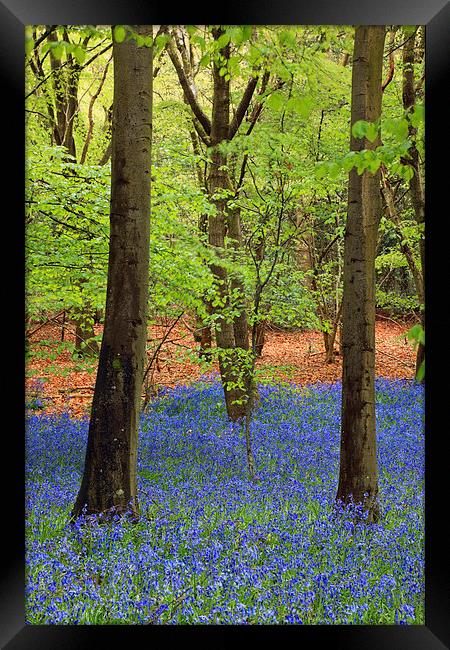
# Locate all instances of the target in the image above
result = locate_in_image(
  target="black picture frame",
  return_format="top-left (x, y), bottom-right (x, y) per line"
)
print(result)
top-left (3, 0), bottom-right (449, 647)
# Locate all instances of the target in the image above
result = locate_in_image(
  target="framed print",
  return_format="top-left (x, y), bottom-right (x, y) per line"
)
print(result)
top-left (2, 0), bottom-right (449, 647)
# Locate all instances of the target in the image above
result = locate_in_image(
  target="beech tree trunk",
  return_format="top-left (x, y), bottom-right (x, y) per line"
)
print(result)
top-left (72, 26), bottom-right (153, 520)
top-left (207, 29), bottom-right (249, 421)
top-left (336, 25), bottom-right (386, 523)
top-left (165, 25), bottom-right (260, 421)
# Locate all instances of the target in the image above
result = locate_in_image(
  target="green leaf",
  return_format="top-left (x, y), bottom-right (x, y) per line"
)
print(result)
top-left (352, 120), bottom-right (379, 142)
top-left (407, 324), bottom-right (425, 346)
top-left (357, 150), bottom-right (380, 174)
top-left (403, 25), bottom-right (417, 37)
top-left (410, 103), bottom-right (424, 128)
top-left (342, 151), bottom-right (357, 172)
top-left (352, 120), bottom-right (369, 139)
top-left (365, 122), bottom-right (379, 143)
top-left (154, 34), bottom-right (169, 51)
top-left (25, 37), bottom-right (34, 58)
top-left (397, 164), bottom-right (414, 182)
top-left (241, 25), bottom-right (252, 41)
top-left (229, 27), bottom-right (244, 46)
top-left (265, 90), bottom-right (285, 111)
top-left (384, 117), bottom-right (409, 142)
top-left (52, 43), bottom-right (64, 60)
top-left (199, 53), bottom-right (210, 68)
top-left (286, 96), bottom-right (313, 118)
top-left (415, 359), bottom-right (425, 382)
top-left (73, 45), bottom-right (86, 65)
top-left (314, 162), bottom-right (327, 179)
top-left (328, 162), bottom-right (340, 180)
top-left (191, 35), bottom-right (206, 50)
top-left (113, 25), bottom-right (127, 43)
top-left (278, 29), bottom-right (297, 49)
top-left (355, 154), bottom-right (368, 175)
top-left (216, 32), bottom-right (231, 50)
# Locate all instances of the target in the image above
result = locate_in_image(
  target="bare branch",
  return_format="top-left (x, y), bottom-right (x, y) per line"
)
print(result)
top-left (80, 55), bottom-right (112, 164)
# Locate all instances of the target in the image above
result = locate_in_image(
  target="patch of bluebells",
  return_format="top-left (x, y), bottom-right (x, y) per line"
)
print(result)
top-left (26, 376), bottom-right (424, 624)
top-left (26, 378), bottom-right (50, 412)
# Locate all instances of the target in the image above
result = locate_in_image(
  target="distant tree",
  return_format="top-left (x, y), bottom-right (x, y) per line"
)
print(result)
top-left (164, 25), bottom-right (266, 421)
top-left (27, 26), bottom-right (113, 356)
top-left (72, 25), bottom-right (153, 519)
top-left (402, 27), bottom-right (425, 377)
top-left (336, 25), bottom-right (386, 523)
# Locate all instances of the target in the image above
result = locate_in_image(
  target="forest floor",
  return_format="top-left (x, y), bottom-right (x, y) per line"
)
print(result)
top-left (26, 316), bottom-right (417, 418)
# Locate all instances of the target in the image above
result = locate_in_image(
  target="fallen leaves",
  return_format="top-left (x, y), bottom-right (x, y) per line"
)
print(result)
top-left (26, 317), bottom-right (417, 418)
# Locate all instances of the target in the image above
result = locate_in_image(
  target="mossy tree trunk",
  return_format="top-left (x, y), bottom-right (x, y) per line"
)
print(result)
top-left (72, 25), bottom-right (153, 520)
top-left (206, 28), bottom-right (253, 421)
top-left (165, 26), bottom-right (261, 421)
top-left (208, 35), bottom-right (244, 420)
top-left (336, 25), bottom-right (386, 523)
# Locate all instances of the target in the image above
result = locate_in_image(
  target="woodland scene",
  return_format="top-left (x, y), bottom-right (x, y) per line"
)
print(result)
top-left (25, 24), bottom-right (425, 625)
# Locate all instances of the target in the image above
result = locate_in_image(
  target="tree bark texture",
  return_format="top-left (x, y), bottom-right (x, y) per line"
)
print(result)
top-left (337, 25), bottom-right (386, 522)
top-left (72, 26), bottom-right (153, 519)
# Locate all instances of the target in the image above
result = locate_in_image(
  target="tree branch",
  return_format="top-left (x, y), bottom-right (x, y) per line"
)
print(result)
top-left (163, 28), bottom-right (211, 136)
top-left (229, 75), bottom-right (259, 140)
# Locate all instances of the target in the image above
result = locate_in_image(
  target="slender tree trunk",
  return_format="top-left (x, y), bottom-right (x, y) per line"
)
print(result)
top-left (71, 279), bottom-right (100, 357)
top-left (187, 88), bottom-right (213, 360)
top-left (336, 25), bottom-right (386, 523)
top-left (381, 167), bottom-right (424, 304)
top-left (209, 172), bottom-right (245, 418)
top-left (74, 310), bottom-right (99, 357)
top-left (48, 31), bottom-right (79, 159)
top-left (403, 29), bottom-right (425, 376)
top-left (296, 211), bottom-right (314, 291)
top-left (251, 232), bottom-right (267, 358)
top-left (324, 300), bottom-right (343, 364)
top-left (254, 320), bottom-right (266, 357)
top-left (72, 25), bottom-right (153, 520)
top-left (227, 206), bottom-right (250, 353)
